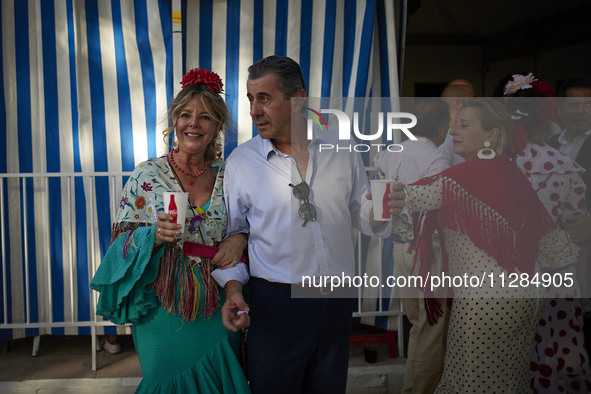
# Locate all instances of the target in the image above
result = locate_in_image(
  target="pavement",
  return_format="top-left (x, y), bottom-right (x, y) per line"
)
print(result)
top-left (0, 328), bottom-right (405, 394)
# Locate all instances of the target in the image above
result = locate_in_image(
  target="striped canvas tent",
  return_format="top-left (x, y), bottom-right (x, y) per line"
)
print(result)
top-left (1, 0), bottom-right (401, 341)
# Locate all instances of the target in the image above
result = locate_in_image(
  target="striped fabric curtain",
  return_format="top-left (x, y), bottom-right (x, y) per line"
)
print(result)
top-left (1, 0), bottom-right (399, 341)
top-left (0, 0), bottom-right (172, 340)
top-left (182, 0), bottom-right (400, 155)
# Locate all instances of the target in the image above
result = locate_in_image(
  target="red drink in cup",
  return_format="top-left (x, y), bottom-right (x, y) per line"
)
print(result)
top-left (168, 195), bottom-right (178, 223)
top-left (162, 192), bottom-right (189, 234)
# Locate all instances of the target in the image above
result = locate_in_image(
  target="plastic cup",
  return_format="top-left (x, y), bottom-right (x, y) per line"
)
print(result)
top-left (162, 192), bottom-right (189, 234)
top-left (370, 179), bottom-right (396, 221)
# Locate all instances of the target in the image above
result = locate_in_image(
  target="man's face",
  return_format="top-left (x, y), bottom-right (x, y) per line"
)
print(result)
top-left (246, 73), bottom-right (293, 141)
top-left (560, 87), bottom-right (591, 138)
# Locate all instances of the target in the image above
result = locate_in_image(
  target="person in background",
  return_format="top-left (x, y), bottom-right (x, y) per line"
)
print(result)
top-left (374, 98), bottom-right (450, 394)
top-left (101, 334), bottom-right (121, 354)
top-left (389, 99), bottom-right (579, 393)
top-left (90, 68), bottom-right (250, 393)
top-left (546, 77), bottom-right (591, 363)
top-left (438, 81), bottom-right (476, 166)
top-left (504, 73), bottom-right (591, 392)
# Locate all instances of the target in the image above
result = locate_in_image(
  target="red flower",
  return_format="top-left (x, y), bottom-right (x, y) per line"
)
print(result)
top-left (531, 81), bottom-right (554, 97)
top-left (135, 196), bottom-right (146, 210)
top-left (141, 182), bottom-right (153, 192)
top-left (509, 125), bottom-right (528, 156)
top-left (537, 98), bottom-right (560, 122)
top-left (180, 68), bottom-right (224, 93)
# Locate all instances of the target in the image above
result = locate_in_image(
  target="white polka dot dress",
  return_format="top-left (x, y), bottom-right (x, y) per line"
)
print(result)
top-left (399, 178), bottom-right (574, 393)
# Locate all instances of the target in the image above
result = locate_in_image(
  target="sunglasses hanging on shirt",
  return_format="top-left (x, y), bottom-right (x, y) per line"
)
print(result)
top-left (289, 181), bottom-right (317, 227)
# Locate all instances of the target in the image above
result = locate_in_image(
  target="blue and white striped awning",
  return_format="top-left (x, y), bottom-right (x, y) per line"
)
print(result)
top-left (0, 0), bottom-right (400, 341)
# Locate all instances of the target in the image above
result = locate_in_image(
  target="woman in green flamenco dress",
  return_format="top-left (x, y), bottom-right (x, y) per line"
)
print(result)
top-left (91, 68), bottom-right (250, 393)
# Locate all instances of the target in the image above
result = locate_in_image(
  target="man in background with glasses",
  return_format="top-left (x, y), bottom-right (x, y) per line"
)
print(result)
top-left (214, 56), bottom-right (393, 394)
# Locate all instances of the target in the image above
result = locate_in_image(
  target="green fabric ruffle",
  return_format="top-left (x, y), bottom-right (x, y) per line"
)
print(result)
top-left (90, 226), bottom-right (164, 325)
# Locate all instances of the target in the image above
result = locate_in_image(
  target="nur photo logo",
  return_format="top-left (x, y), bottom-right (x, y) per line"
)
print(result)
top-left (305, 106), bottom-right (418, 153)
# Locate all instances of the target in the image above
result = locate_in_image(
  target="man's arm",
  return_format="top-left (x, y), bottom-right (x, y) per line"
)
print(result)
top-left (210, 165), bottom-right (250, 286)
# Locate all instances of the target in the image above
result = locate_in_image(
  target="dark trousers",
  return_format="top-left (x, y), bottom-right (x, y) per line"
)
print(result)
top-left (247, 278), bottom-right (353, 394)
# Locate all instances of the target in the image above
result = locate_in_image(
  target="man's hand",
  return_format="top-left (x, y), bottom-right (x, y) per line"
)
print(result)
top-left (221, 280), bottom-right (250, 332)
top-left (212, 233), bottom-right (248, 269)
top-left (564, 215), bottom-right (591, 244)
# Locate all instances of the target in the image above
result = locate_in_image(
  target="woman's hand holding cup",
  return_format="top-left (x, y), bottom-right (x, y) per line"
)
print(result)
top-left (155, 211), bottom-right (183, 244)
top-left (387, 183), bottom-right (406, 217)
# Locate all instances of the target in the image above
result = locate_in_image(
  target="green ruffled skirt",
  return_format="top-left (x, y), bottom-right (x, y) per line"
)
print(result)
top-left (90, 226), bottom-right (250, 393)
top-left (133, 302), bottom-right (250, 394)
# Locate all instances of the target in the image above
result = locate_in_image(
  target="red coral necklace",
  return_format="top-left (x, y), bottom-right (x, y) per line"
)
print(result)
top-left (169, 150), bottom-right (207, 186)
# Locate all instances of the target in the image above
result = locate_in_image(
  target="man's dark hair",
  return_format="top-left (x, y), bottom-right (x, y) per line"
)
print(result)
top-left (248, 56), bottom-right (307, 99)
top-left (557, 77), bottom-right (591, 106)
top-left (412, 98), bottom-right (450, 138)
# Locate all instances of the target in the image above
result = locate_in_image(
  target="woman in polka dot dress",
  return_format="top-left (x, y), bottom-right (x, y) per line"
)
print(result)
top-left (390, 99), bottom-right (580, 393)
top-left (506, 90), bottom-right (591, 393)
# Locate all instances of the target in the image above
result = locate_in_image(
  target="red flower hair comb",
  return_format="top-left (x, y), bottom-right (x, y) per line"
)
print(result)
top-left (180, 68), bottom-right (224, 93)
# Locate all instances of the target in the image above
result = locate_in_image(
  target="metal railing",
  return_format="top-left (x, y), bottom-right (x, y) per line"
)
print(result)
top-left (0, 169), bottom-right (404, 370)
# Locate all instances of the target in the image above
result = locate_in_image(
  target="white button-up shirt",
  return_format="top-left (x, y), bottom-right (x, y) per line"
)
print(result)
top-left (555, 128), bottom-right (591, 160)
top-left (375, 136), bottom-right (450, 184)
top-left (212, 129), bottom-right (390, 286)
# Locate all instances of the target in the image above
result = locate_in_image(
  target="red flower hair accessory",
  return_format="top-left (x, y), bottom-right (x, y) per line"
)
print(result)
top-left (180, 68), bottom-right (224, 93)
top-left (536, 97), bottom-right (560, 122)
top-left (531, 81), bottom-right (554, 97)
top-left (509, 125), bottom-right (528, 156)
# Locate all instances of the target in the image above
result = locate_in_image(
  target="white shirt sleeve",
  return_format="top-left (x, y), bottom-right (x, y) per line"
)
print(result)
top-left (224, 160), bottom-right (250, 236)
top-left (211, 263), bottom-right (249, 287)
top-left (214, 159), bottom-right (251, 286)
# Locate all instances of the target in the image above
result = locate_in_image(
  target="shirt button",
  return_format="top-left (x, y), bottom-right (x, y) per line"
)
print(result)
top-left (317, 241), bottom-right (322, 246)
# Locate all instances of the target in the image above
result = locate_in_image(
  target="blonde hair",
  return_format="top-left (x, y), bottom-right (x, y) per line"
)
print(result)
top-left (463, 98), bottom-right (513, 156)
top-left (163, 84), bottom-right (234, 162)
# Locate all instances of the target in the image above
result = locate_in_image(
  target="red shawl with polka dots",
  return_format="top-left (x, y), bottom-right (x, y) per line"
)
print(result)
top-left (408, 154), bottom-right (557, 324)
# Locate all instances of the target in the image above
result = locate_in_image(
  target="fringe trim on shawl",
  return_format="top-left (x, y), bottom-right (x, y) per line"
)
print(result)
top-left (150, 243), bottom-right (220, 321)
top-left (408, 175), bottom-right (556, 325)
top-left (111, 221), bottom-right (149, 245)
top-left (111, 222), bottom-right (152, 259)
top-left (111, 221), bottom-right (221, 320)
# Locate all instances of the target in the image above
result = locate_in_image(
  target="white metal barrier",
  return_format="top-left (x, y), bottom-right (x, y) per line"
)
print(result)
top-left (0, 170), bottom-right (404, 370)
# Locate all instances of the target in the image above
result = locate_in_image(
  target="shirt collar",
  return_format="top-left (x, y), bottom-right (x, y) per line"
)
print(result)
top-left (308, 125), bottom-right (328, 144)
top-left (557, 128), bottom-right (591, 145)
top-left (260, 126), bottom-right (326, 160)
top-left (261, 137), bottom-right (283, 160)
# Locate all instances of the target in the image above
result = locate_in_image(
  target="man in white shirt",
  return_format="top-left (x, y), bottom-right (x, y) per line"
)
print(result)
top-left (374, 98), bottom-right (451, 394)
top-left (438, 83), bottom-right (475, 167)
top-left (217, 56), bottom-right (390, 394)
